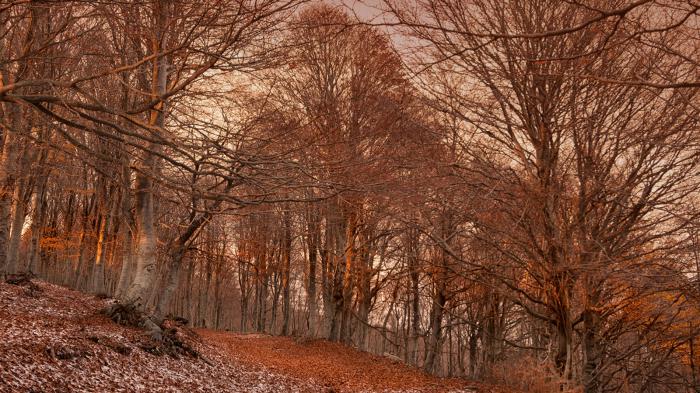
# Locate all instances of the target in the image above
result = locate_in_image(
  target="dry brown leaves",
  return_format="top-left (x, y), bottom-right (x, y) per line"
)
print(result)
top-left (0, 280), bottom-right (513, 392)
top-left (197, 330), bottom-right (504, 393)
top-left (0, 280), bottom-right (313, 392)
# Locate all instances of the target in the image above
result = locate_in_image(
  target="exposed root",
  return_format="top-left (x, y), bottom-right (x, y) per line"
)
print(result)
top-left (6, 272), bottom-right (33, 285)
top-left (6, 272), bottom-right (42, 296)
top-left (103, 301), bottom-right (144, 327)
top-left (164, 315), bottom-right (189, 327)
top-left (138, 327), bottom-right (200, 359)
top-left (87, 335), bottom-right (133, 356)
top-left (103, 301), bottom-right (204, 361)
top-left (46, 344), bottom-right (93, 360)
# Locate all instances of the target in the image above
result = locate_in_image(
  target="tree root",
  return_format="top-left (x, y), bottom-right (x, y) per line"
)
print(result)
top-left (103, 301), bottom-right (205, 361)
top-left (6, 272), bottom-right (42, 296)
top-left (87, 335), bottom-right (133, 356)
top-left (46, 344), bottom-right (93, 360)
top-left (103, 302), bottom-right (145, 328)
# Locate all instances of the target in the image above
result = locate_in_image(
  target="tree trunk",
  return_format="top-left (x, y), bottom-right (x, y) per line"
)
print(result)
top-left (408, 228), bottom-right (420, 365)
top-left (329, 215), bottom-right (347, 342)
top-left (114, 164), bottom-right (134, 297)
top-left (0, 112), bottom-right (17, 274)
top-left (155, 195), bottom-right (226, 321)
top-left (553, 320), bottom-right (573, 379)
top-left (552, 276), bottom-right (574, 380)
top-left (424, 280), bottom-right (447, 374)
top-left (583, 281), bottom-right (603, 393)
top-left (356, 229), bottom-right (373, 351)
top-left (7, 180), bottom-right (29, 274)
top-left (239, 258), bottom-right (250, 332)
top-left (123, 0), bottom-right (169, 312)
top-left (255, 258), bottom-right (268, 332)
top-left (92, 213), bottom-right (108, 293)
top-left (281, 210), bottom-right (292, 336)
top-left (213, 256), bottom-right (223, 329)
top-left (305, 208), bottom-right (319, 337)
top-left (583, 308), bottom-right (602, 393)
top-left (154, 244), bottom-right (185, 320)
top-left (321, 219), bottom-right (334, 339)
top-left (93, 191), bottom-right (116, 294)
top-left (27, 175), bottom-right (48, 274)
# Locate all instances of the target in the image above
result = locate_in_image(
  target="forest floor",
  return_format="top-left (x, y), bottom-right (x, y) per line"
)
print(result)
top-left (0, 279), bottom-right (508, 393)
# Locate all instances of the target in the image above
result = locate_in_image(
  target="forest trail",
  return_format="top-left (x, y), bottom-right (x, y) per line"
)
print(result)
top-left (0, 280), bottom-right (498, 393)
top-left (198, 330), bottom-right (488, 393)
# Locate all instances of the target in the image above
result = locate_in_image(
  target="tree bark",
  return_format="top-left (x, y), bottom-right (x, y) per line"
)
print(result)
top-left (123, 0), bottom-right (169, 312)
top-left (583, 281), bottom-right (603, 393)
top-left (6, 180), bottom-right (29, 274)
top-left (424, 278), bottom-right (447, 374)
top-left (27, 174), bottom-right (48, 274)
top-left (305, 207), bottom-right (320, 337)
top-left (408, 227), bottom-right (421, 365)
top-left (281, 209), bottom-right (292, 336)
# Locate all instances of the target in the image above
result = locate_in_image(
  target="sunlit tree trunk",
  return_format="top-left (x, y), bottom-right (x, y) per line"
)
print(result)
top-left (124, 0), bottom-right (169, 312)
top-left (0, 102), bottom-right (16, 275)
top-left (7, 178), bottom-right (30, 274)
top-left (93, 189), bottom-right (117, 294)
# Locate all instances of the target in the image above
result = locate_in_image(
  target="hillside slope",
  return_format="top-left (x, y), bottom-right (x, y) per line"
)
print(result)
top-left (0, 279), bottom-right (494, 393)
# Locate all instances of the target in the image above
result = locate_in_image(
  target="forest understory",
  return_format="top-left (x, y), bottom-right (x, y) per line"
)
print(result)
top-left (0, 278), bottom-right (495, 393)
top-left (2, 1), bottom-right (700, 392)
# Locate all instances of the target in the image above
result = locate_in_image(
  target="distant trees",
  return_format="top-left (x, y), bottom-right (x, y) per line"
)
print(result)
top-left (268, 3), bottom-right (419, 344)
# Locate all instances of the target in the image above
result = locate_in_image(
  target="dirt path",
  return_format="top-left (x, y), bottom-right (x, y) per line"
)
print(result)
top-left (198, 330), bottom-right (484, 393)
